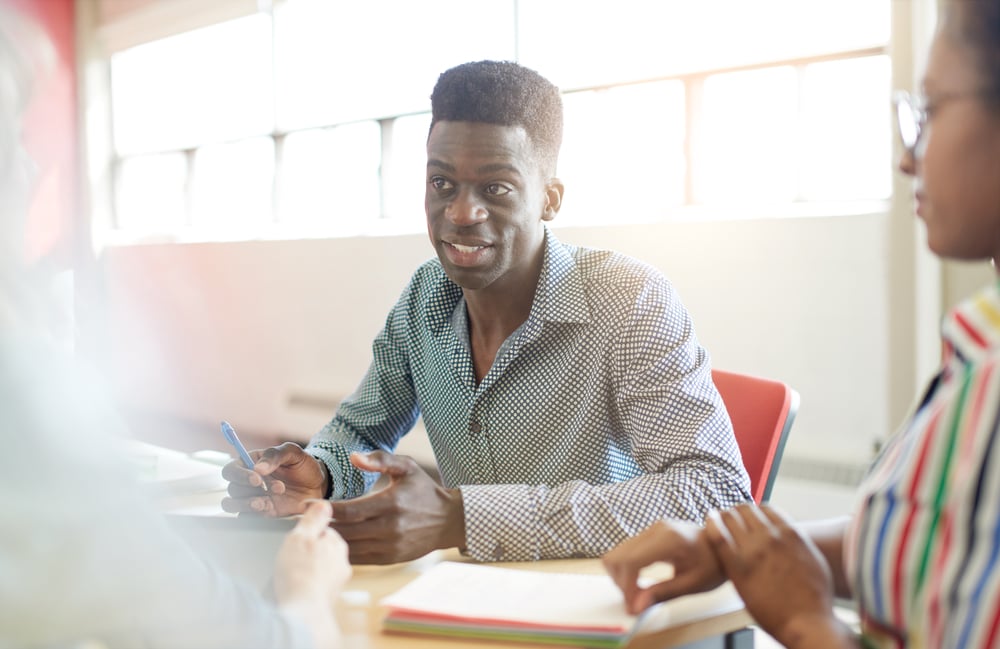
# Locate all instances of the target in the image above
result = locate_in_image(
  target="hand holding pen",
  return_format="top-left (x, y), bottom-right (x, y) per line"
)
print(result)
top-left (221, 420), bottom-right (269, 492)
top-left (220, 430), bottom-right (331, 517)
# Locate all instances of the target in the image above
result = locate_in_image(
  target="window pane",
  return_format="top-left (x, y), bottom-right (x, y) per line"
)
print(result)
top-left (111, 14), bottom-right (273, 155)
top-left (274, 0), bottom-right (516, 130)
top-left (191, 138), bottom-right (275, 232)
top-left (279, 123), bottom-right (381, 235)
top-left (520, 0), bottom-right (889, 90)
top-left (560, 81), bottom-right (685, 224)
top-left (382, 113), bottom-right (432, 232)
top-left (694, 67), bottom-right (798, 204)
top-left (799, 56), bottom-right (892, 201)
top-left (115, 153), bottom-right (187, 231)
top-left (104, 1), bottom-right (895, 245)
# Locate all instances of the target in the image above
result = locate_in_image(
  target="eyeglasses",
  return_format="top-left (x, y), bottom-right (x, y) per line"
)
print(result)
top-left (893, 91), bottom-right (925, 154)
top-left (893, 89), bottom-right (993, 155)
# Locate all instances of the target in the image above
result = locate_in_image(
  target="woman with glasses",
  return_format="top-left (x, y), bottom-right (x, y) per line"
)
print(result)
top-left (603, 0), bottom-right (1000, 647)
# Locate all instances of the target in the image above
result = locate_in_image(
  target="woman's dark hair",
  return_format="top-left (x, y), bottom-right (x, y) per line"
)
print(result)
top-left (946, 0), bottom-right (1000, 93)
top-left (429, 60), bottom-right (563, 177)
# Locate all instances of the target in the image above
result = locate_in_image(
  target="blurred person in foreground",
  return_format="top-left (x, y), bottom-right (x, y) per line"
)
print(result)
top-left (0, 6), bottom-right (350, 648)
top-left (603, 1), bottom-right (1000, 647)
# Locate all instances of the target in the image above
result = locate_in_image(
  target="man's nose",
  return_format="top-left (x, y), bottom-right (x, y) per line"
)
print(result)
top-left (445, 190), bottom-right (488, 225)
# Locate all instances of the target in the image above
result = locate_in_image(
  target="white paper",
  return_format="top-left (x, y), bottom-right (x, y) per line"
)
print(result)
top-left (126, 440), bottom-right (229, 496)
top-left (380, 561), bottom-right (746, 634)
top-left (632, 581), bottom-right (745, 635)
top-left (380, 561), bottom-right (636, 630)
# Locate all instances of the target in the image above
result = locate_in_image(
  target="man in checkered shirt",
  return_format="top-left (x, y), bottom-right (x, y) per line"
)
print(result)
top-left (223, 60), bottom-right (752, 564)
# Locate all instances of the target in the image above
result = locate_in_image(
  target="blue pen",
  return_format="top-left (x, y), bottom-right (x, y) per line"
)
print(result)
top-left (221, 420), bottom-right (268, 492)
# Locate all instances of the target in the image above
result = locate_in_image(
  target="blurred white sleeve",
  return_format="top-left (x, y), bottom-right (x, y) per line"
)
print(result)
top-left (0, 340), bottom-right (314, 649)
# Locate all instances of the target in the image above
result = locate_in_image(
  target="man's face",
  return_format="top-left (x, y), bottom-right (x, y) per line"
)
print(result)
top-left (424, 120), bottom-right (557, 295)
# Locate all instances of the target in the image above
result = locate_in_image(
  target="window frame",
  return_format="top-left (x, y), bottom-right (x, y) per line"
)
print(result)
top-left (95, 3), bottom-right (892, 245)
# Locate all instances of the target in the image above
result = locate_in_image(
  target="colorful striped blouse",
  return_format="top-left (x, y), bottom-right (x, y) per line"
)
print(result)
top-left (845, 281), bottom-right (1000, 648)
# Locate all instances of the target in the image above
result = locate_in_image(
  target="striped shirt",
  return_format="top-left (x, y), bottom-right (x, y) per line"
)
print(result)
top-left (307, 227), bottom-right (751, 562)
top-left (846, 281), bottom-right (1000, 648)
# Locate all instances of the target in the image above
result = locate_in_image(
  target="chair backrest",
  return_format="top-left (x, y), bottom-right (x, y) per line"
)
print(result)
top-left (712, 369), bottom-right (799, 503)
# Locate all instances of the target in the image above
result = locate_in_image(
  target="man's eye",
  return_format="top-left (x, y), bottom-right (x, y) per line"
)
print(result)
top-left (430, 177), bottom-right (453, 192)
top-left (484, 183), bottom-right (511, 196)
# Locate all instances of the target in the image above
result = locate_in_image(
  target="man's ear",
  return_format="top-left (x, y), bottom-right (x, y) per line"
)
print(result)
top-left (542, 178), bottom-right (564, 222)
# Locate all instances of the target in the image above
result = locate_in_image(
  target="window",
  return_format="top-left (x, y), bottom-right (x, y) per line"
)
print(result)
top-left (560, 81), bottom-right (687, 223)
top-left (279, 123), bottom-right (382, 236)
top-left (273, 0), bottom-right (515, 130)
top-left (798, 56), bottom-right (893, 201)
top-left (103, 0), bottom-right (891, 244)
top-left (115, 153), bottom-right (187, 232)
top-left (191, 137), bottom-right (275, 234)
top-left (696, 66), bottom-right (801, 205)
top-left (110, 14), bottom-right (273, 155)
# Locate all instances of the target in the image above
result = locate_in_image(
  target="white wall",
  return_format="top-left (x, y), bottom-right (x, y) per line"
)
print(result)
top-left (95, 210), bottom-right (926, 475)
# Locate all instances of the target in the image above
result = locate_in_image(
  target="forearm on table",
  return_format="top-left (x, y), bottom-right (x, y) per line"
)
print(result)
top-left (797, 516), bottom-right (853, 599)
top-left (621, 382), bottom-right (753, 508)
top-left (461, 469), bottom-right (740, 562)
top-left (777, 613), bottom-right (862, 649)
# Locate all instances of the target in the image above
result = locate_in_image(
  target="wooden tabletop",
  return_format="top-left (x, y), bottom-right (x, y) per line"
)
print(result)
top-left (151, 443), bottom-right (752, 649)
top-left (337, 549), bottom-right (752, 649)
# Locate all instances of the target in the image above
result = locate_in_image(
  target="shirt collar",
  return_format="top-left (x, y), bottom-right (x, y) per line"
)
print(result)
top-left (432, 226), bottom-right (592, 341)
top-left (532, 227), bottom-right (591, 325)
top-left (942, 279), bottom-right (1000, 363)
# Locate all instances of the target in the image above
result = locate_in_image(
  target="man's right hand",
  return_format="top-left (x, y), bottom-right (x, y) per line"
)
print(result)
top-left (221, 442), bottom-right (328, 517)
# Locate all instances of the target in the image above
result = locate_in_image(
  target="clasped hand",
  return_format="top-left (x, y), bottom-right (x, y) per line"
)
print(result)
top-left (222, 444), bottom-right (465, 565)
top-left (603, 504), bottom-right (842, 648)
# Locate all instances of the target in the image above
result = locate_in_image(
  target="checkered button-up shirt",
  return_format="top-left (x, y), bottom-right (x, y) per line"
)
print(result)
top-left (307, 227), bottom-right (751, 561)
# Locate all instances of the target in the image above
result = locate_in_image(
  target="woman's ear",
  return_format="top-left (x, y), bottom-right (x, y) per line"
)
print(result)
top-left (542, 179), bottom-right (564, 222)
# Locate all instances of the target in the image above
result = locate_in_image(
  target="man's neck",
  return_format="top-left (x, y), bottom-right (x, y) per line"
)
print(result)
top-left (463, 270), bottom-right (540, 384)
top-left (464, 286), bottom-right (533, 347)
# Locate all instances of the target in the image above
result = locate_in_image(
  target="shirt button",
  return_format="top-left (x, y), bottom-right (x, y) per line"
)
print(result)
top-left (491, 543), bottom-right (504, 561)
top-left (469, 420), bottom-right (482, 435)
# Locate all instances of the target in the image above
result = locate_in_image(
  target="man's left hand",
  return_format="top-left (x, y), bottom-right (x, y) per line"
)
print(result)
top-left (330, 450), bottom-right (465, 564)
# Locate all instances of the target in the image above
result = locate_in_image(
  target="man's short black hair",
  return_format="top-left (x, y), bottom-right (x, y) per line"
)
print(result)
top-left (429, 60), bottom-right (563, 176)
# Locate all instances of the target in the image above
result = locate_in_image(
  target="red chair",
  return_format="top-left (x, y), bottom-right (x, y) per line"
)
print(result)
top-left (712, 369), bottom-right (799, 503)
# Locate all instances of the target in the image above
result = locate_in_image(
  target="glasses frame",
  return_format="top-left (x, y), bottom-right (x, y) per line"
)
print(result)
top-left (892, 88), bottom-right (996, 156)
top-left (892, 90), bottom-right (924, 153)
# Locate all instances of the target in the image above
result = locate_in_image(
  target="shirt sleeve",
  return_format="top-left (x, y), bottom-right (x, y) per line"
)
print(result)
top-left (305, 288), bottom-right (421, 500)
top-left (460, 277), bottom-right (752, 562)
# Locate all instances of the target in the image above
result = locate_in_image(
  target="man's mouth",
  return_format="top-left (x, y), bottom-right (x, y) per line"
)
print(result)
top-left (442, 240), bottom-right (492, 267)
top-left (449, 242), bottom-right (486, 253)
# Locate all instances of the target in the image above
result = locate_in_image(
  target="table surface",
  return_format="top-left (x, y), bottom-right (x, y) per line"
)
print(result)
top-left (337, 549), bottom-right (751, 649)
top-left (155, 448), bottom-right (751, 649)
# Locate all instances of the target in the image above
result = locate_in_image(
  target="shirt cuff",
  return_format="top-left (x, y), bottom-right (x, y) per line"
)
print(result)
top-left (305, 442), bottom-right (367, 500)
top-left (459, 484), bottom-right (539, 562)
